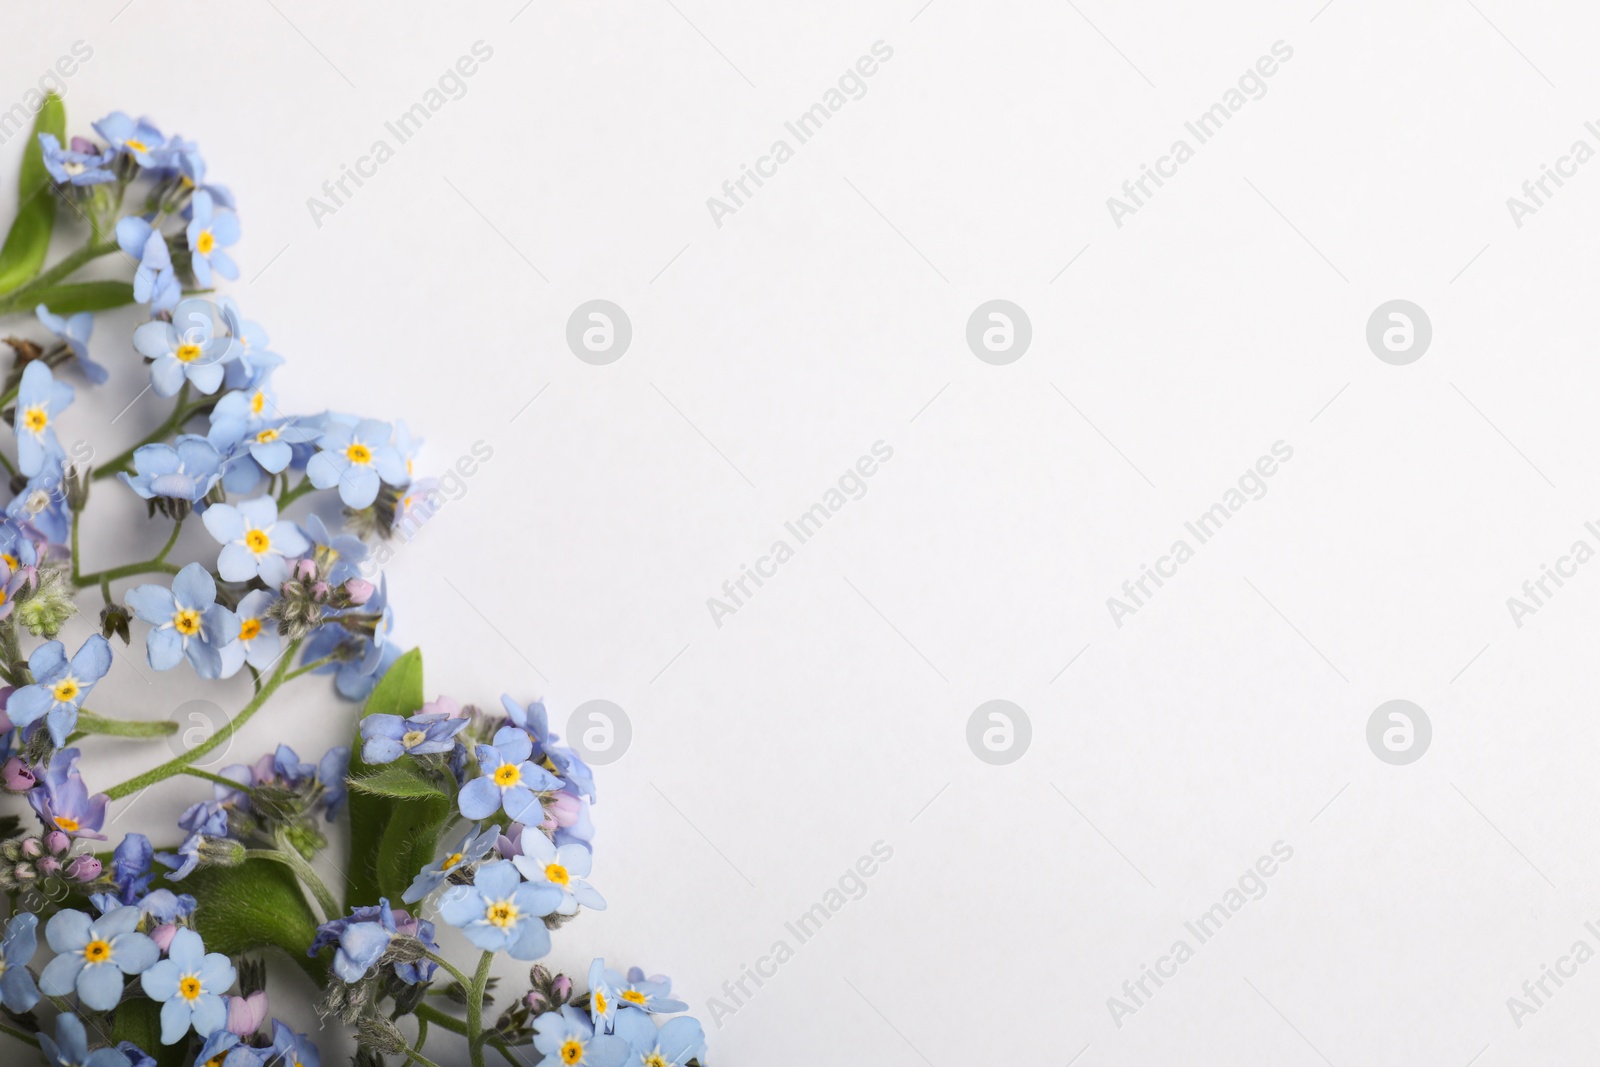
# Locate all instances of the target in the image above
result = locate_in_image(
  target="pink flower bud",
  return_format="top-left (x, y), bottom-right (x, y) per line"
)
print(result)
top-left (226, 990), bottom-right (270, 1036)
top-left (20, 837), bottom-right (41, 859)
top-left (38, 856), bottom-right (60, 876)
top-left (66, 855), bottom-right (101, 882)
top-left (553, 974), bottom-right (573, 999)
top-left (151, 923), bottom-right (177, 952)
top-left (548, 791), bottom-right (582, 829)
top-left (2, 757), bottom-right (34, 792)
top-left (342, 578), bottom-right (375, 605)
top-left (45, 831), bottom-right (70, 855)
top-left (295, 558), bottom-right (318, 581)
top-left (311, 581), bottom-right (330, 600)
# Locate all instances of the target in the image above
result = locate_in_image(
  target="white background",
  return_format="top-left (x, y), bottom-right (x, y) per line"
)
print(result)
top-left (5, 1), bottom-right (1600, 1064)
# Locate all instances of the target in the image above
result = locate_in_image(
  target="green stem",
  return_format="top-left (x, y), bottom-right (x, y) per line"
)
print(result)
top-left (277, 475), bottom-right (317, 509)
top-left (0, 239), bottom-right (119, 316)
top-left (414, 1004), bottom-right (469, 1036)
top-left (92, 384), bottom-right (202, 481)
top-left (179, 767), bottom-right (253, 792)
top-left (467, 950), bottom-right (494, 1064)
top-left (105, 638), bottom-right (302, 799)
top-left (241, 832), bottom-right (339, 921)
top-left (74, 710), bottom-right (178, 738)
top-left (424, 952), bottom-right (474, 993)
top-left (0, 1019), bottom-right (39, 1048)
top-left (283, 654), bottom-right (338, 684)
top-left (0, 450), bottom-right (15, 479)
top-left (398, 1041), bottom-right (443, 1067)
top-left (72, 558), bottom-right (181, 587)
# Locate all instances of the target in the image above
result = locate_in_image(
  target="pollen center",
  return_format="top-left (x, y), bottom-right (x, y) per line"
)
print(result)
top-left (22, 407), bottom-right (47, 433)
top-left (255, 428), bottom-right (278, 443)
top-left (196, 230), bottom-right (216, 255)
top-left (175, 343), bottom-right (203, 363)
top-left (124, 138), bottom-right (148, 153)
top-left (250, 391), bottom-right (266, 415)
top-left (179, 975), bottom-right (203, 1001)
top-left (643, 1055), bottom-right (668, 1067)
top-left (346, 443), bottom-right (373, 465)
top-left (173, 608), bottom-right (202, 636)
top-left (492, 763), bottom-right (521, 788)
top-left (401, 729), bottom-right (427, 749)
top-left (83, 939), bottom-right (111, 963)
top-left (239, 618), bottom-right (261, 641)
top-left (560, 1039), bottom-right (584, 1065)
top-left (486, 900), bottom-right (519, 928)
top-left (544, 863), bottom-right (570, 887)
top-left (2, 553), bottom-right (17, 569)
top-left (245, 529), bottom-right (271, 553)
top-left (441, 852), bottom-right (464, 871)
top-left (51, 678), bottom-right (80, 703)
top-left (622, 990), bottom-right (648, 1006)
top-left (594, 990), bottom-right (607, 1015)
top-left (54, 816), bottom-right (79, 832)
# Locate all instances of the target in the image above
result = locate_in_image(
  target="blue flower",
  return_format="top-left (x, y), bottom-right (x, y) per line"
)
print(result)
top-left (194, 1030), bottom-right (261, 1067)
top-left (612, 1009), bottom-right (704, 1067)
top-left (360, 712), bottom-right (468, 764)
top-left (318, 745), bottom-right (352, 821)
top-left (134, 298), bottom-right (237, 397)
top-left (115, 217), bottom-right (180, 312)
top-left (37, 304), bottom-right (108, 384)
top-left (111, 834), bottom-right (154, 905)
top-left (186, 191), bottom-right (239, 286)
top-left (116, 1043), bottom-right (155, 1067)
top-left (610, 965), bottom-right (688, 1016)
top-left (7, 634), bottom-right (112, 745)
top-left (93, 112), bottom-right (164, 166)
top-left (310, 900), bottom-right (434, 984)
top-left (217, 590), bottom-right (281, 678)
top-left (300, 625), bottom-right (399, 701)
top-left (13, 360), bottom-right (72, 477)
top-left (118, 437), bottom-right (223, 502)
top-left (531, 1006), bottom-right (628, 1067)
top-left (125, 563), bottom-right (238, 679)
top-left (217, 299), bottom-right (282, 392)
top-left (306, 419), bottom-right (408, 508)
top-left (201, 496), bottom-right (308, 585)
top-left (459, 727), bottom-right (562, 824)
top-left (268, 1021), bottom-right (321, 1067)
top-left (0, 911), bottom-right (41, 1012)
top-left (0, 520), bottom-right (40, 569)
top-left (438, 860), bottom-right (562, 959)
top-left (37, 133), bottom-right (115, 186)
top-left (402, 823), bottom-right (500, 903)
top-left (7, 466), bottom-right (71, 544)
top-left (40, 906), bottom-right (159, 1011)
top-left (512, 829), bottom-right (605, 916)
top-left (40, 1012), bottom-right (132, 1067)
top-left (139, 927), bottom-right (235, 1044)
top-left (304, 513), bottom-right (368, 584)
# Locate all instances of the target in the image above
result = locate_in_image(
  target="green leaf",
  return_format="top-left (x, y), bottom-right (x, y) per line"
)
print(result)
top-left (345, 648), bottom-right (451, 907)
top-left (112, 996), bottom-right (190, 1067)
top-left (0, 94), bottom-right (65, 296)
top-left (173, 859), bottom-right (325, 984)
top-left (22, 279), bottom-right (134, 314)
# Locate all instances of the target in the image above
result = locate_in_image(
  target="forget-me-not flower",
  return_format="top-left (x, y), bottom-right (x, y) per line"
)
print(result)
top-left (201, 496), bottom-right (307, 585)
top-left (459, 726), bottom-right (562, 824)
top-left (138, 927), bottom-right (236, 1044)
top-left (306, 419), bottom-right (407, 508)
top-left (0, 911), bottom-right (40, 1012)
top-left (186, 191), bottom-right (239, 285)
top-left (134, 298), bottom-right (236, 396)
top-left (438, 860), bottom-right (562, 959)
top-left (125, 563), bottom-right (238, 679)
top-left (7, 634), bottom-right (112, 745)
top-left (402, 823), bottom-right (501, 903)
top-left (511, 827), bottom-right (605, 916)
top-left (41, 906), bottom-right (159, 1011)
top-left (37, 304), bottom-right (108, 384)
top-left (13, 361), bottom-right (72, 477)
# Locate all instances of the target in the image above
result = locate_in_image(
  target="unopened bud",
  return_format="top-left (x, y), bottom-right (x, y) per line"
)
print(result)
top-left (66, 855), bottom-right (100, 882)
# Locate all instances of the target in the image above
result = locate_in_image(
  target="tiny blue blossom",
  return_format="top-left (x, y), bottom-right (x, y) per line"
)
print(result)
top-left (306, 419), bottom-right (408, 508)
top-left (40, 905), bottom-right (159, 1011)
top-left (13, 360), bottom-right (72, 477)
top-left (437, 860), bottom-right (562, 959)
top-left (201, 496), bottom-right (308, 585)
top-left (360, 712), bottom-right (468, 764)
top-left (0, 911), bottom-right (41, 1013)
top-left (7, 634), bottom-right (112, 745)
top-left (532, 1006), bottom-right (628, 1067)
top-left (138, 927), bottom-right (236, 1044)
top-left (37, 304), bottom-right (108, 384)
top-left (134, 298), bottom-right (237, 396)
top-left (115, 217), bottom-right (180, 312)
top-left (92, 112), bottom-right (163, 166)
top-left (512, 827), bottom-right (605, 916)
top-left (459, 726), bottom-right (562, 824)
top-left (118, 437), bottom-right (223, 502)
top-left (186, 190), bottom-right (239, 285)
top-left (125, 563), bottom-right (238, 679)
top-left (40, 1012), bottom-right (131, 1067)
top-left (402, 823), bottom-right (500, 903)
top-left (38, 133), bottom-right (116, 186)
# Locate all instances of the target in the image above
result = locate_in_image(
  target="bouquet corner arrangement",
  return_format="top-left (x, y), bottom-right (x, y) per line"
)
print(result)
top-left (0, 93), bottom-right (707, 1067)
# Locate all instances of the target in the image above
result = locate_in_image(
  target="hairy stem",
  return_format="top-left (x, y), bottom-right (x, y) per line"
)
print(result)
top-left (467, 950), bottom-right (495, 1066)
top-left (74, 710), bottom-right (178, 738)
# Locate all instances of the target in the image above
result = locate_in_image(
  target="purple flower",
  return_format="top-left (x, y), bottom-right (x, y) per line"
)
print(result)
top-left (310, 900), bottom-right (436, 985)
top-left (28, 748), bottom-right (108, 840)
top-left (37, 133), bottom-right (115, 186)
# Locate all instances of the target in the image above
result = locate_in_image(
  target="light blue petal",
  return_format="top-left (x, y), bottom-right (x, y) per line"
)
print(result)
top-left (201, 503), bottom-right (246, 543)
top-left (39, 952), bottom-right (83, 996)
top-left (147, 628), bottom-right (183, 671)
top-left (45, 909), bottom-right (92, 953)
top-left (76, 959), bottom-right (126, 1010)
top-left (458, 777), bottom-right (501, 820)
top-left (170, 563), bottom-right (216, 610)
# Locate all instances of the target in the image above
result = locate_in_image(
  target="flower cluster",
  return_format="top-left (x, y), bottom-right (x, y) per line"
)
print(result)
top-left (0, 96), bottom-right (706, 1067)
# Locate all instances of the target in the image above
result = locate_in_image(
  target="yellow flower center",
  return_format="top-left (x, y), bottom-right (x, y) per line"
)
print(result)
top-left (594, 990), bottom-right (607, 1015)
top-left (125, 138), bottom-right (148, 153)
top-left (21, 407), bottom-right (47, 433)
top-left (643, 1055), bottom-right (668, 1067)
top-left (196, 230), bottom-right (215, 255)
top-left (346, 443), bottom-right (373, 465)
top-left (441, 852), bottom-right (464, 871)
top-left (560, 1039), bottom-right (584, 1065)
top-left (492, 763), bottom-right (521, 788)
top-left (239, 618), bottom-right (261, 641)
top-left (401, 729), bottom-right (427, 749)
top-left (486, 900), bottom-right (519, 928)
top-left (250, 391), bottom-right (266, 415)
top-left (205, 1056), bottom-right (226, 1067)
top-left (54, 816), bottom-right (79, 832)
top-left (175, 343), bottom-right (203, 363)
top-left (2, 553), bottom-right (17, 569)
top-left (179, 975), bottom-right (203, 1001)
top-left (622, 989), bottom-right (649, 1006)
top-left (245, 529), bottom-right (271, 553)
top-left (173, 608), bottom-right (202, 636)
top-left (544, 863), bottom-right (570, 887)
top-left (51, 678), bottom-right (79, 704)
top-left (83, 939), bottom-right (111, 963)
